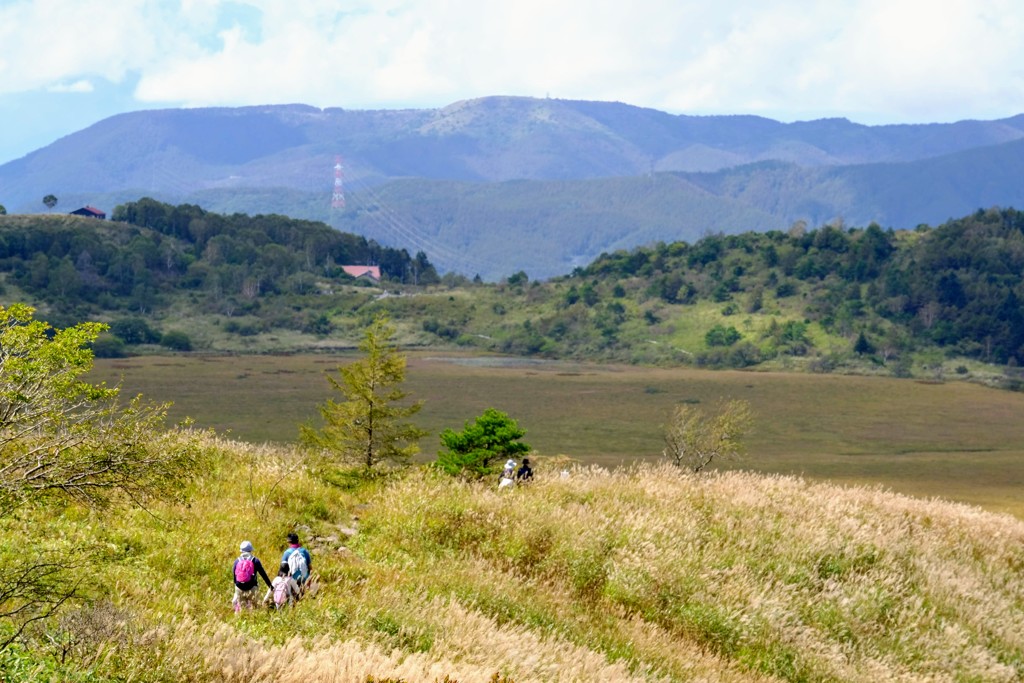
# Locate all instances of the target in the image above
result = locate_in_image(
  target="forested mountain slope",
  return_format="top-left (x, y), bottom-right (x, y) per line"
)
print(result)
top-left (4, 98), bottom-right (1024, 279)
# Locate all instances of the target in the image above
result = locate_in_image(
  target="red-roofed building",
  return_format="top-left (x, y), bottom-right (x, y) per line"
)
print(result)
top-left (69, 206), bottom-right (106, 220)
top-left (342, 265), bottom-right (381, 282)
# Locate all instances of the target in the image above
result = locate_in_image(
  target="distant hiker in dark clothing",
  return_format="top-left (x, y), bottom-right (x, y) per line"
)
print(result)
top-left (516, 458), bottom-right (534, 483)
top-left (281, 532), bottom-right (312, 587)
top-left (232, 540), bottom-right (274, 613)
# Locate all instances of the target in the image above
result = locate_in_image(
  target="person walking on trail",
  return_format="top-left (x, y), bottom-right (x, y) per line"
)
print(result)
top-left (281, 532), bottom-right (312, 587)
top-left (516, 457), bottom-right (534, 483)
top-left (232, 541), bottom-right (273, 613)
top-left (498, 459), bottom-right (517, 489)
top-left (265, 562), bottom-right (301, 609)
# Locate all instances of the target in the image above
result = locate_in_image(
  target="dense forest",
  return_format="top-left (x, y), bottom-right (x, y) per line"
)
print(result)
top-left (572, 207), bottom-right (1024, 366)
top-left (2, 200), bottom-right (1024, 378)
top-left (0, 198), bottom-right (437, 330)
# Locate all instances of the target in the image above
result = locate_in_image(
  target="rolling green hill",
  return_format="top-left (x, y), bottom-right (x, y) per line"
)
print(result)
top-left (328, 174), bottom-right (779, 279)
top-left (4, 200), bottom-right (1024, 384)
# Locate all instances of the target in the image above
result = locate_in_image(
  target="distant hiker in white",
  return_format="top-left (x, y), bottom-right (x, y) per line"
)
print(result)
top-left (499, 459), bottom-right (517, 488)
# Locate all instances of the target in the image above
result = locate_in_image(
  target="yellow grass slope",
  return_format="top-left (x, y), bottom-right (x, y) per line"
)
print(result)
top-left (37, 436), bottom-right (1024, 682)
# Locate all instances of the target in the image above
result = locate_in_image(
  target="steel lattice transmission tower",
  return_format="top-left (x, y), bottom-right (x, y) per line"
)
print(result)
top-left (331, 155), bottom-right (346, 209)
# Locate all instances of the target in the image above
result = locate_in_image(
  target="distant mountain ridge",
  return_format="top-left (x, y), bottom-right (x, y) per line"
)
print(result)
top-left (3, 97), bottom-right (1024, 279)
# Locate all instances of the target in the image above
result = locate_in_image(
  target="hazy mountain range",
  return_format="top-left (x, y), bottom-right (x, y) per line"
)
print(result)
top-left (3, 96), bottom-right (1024, 279)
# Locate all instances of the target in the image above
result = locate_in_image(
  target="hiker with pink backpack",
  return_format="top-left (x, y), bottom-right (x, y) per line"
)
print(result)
top-left (264, 562), bottom-right (301, 608)
top-left (232, 540), bottom-right (274, 613)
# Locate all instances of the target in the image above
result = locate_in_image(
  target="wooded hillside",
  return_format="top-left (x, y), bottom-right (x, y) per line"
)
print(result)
top-left (2, 201), bottom-right (1024, 381)
top-left (0, 200), bottom-right (435, 335)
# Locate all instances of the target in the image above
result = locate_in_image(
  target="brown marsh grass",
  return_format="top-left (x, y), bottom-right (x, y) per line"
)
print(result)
top-left (91, 353), bottom-right (1024, 516)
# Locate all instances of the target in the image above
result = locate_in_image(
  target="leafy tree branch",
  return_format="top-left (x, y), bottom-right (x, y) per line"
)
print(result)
top-left (0, 304), bottom-right (205, 649)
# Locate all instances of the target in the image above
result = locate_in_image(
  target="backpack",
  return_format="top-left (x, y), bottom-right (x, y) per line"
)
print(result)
top-left (234, 556), bottom-right (255, 584)
top-left (286, 548), bottom-right (308, 581)
top-left (273, 578), bottom-right (291, 608)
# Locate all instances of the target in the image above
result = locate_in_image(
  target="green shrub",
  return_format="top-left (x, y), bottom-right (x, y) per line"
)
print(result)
top-left (110, 317), bottom-right (161, 345)
top-left (91, 333), bottom-right (127, 358)
top-left (435, 408), bottom-right (530, 478)
top-left (160, 330), bottom-right (192, 351)
top-left (705, 324), bottom-right (741, 347)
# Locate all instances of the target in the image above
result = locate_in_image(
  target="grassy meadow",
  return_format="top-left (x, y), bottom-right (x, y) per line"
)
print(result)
top-left (90, 352), bottom-right (1024, 517)
top-left (5, 433), bottom-right (1024, 682)
top-left (7, 349), bottom-right (1024, 681)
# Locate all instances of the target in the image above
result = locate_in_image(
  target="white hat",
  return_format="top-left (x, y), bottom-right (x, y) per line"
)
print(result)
top-left (240, 540), bottom-right (253, 553)
top-left (505, 459), bottom-right (516, 468)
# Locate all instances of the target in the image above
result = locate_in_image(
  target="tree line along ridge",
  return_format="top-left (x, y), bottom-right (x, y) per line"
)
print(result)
top-left (1, 200), bottom-right (1023, 377)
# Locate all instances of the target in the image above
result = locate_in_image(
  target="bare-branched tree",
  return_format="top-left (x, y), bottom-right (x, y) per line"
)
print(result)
top-left (663, 399), bottom-right (753, 473)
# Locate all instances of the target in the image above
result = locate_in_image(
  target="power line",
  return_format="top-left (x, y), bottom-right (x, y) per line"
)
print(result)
top-left (338, 166), bottom-right (494, 278)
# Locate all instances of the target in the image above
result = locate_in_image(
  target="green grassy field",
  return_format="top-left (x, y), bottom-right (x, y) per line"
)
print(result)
top-left (90, 352), bottom-right (1024, 516)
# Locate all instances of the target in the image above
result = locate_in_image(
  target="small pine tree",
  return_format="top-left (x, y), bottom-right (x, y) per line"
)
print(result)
top-left (436, 408), bottom-right (530, 478)
top-left (854, 331), bottom-right (874, 355)
top-left (300, 314), bottom-right (426, 469)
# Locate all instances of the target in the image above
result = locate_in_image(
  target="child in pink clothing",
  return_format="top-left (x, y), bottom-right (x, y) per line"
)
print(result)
top-left (265, 562), bottom-right (300, 608)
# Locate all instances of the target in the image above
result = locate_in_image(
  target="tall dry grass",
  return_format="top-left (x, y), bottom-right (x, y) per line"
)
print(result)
top-left (6, 438), bottom-right (1024, 682)
top-left (357, 463), bottom-right (1024, 682)
top-left (151, 597), bottom-right (656, 683)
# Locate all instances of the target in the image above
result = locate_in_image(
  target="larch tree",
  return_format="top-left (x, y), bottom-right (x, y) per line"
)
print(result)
top-left (300, 314), bottom-right (426, 469)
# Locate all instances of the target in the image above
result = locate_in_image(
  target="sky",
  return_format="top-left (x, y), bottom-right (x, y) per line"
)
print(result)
top-left (1, 0), bottom-right (1023, 164)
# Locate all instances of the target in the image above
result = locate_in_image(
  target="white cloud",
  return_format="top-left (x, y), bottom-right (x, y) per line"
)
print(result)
top-left (1, 0), bottom-right (1023, 122)
top-left (47, 79), bottom-right (95, 93)
top-left (797, 0), bottom-right (1024, 120)
top-left (2, 1), bottom-right (144, 90)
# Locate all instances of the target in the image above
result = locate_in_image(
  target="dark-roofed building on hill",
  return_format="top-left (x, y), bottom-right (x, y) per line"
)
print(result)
top-left (70, 206), bottom-right (106, 220)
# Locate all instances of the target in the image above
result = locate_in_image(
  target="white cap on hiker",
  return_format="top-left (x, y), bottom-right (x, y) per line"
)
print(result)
top-left (505, 459), bottom-right (516, 469)
top-left (240, 541), bottom-right (253, 553)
